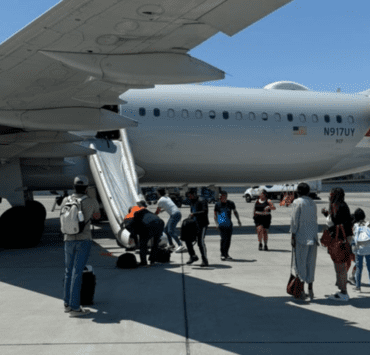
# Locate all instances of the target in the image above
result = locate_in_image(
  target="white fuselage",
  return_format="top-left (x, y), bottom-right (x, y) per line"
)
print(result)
top-left (120, 85), bottom-right (370, 186)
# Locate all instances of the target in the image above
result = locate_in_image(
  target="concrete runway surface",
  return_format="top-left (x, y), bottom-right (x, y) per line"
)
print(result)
top-left (0, 192), bottom-right (370, 355)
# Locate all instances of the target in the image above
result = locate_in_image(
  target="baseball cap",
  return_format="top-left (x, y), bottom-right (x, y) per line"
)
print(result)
top-left (74, 175), bottom-right (89, 186)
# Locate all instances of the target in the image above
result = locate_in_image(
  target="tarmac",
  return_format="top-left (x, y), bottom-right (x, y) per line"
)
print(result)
top-left (1, 192), bottom-right (370, 355)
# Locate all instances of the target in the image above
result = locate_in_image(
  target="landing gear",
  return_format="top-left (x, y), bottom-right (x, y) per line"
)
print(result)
top-left (0, 201), bottom-right (46, 249)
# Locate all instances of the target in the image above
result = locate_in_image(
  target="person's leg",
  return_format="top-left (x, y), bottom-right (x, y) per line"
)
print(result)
top-left (69, 240), bottom-right (92, 311)
top-left (365, 254), bottom-right (370, 282)
top-left (306, 244), bottom-right (318, 298)
top-left (149, 220), bottom-right (164, 263)
top-left (139, 233), bottom-right (150, 265)
top-left (294, 243), bottom-right (309, 285)
top-left (64, 241), bottom-right (77, 307)
top-left (164, 221), bottom-right (174, 246)
top-left (335, 263), bottom-right (347, 293)
top-left (197, 226), bottom-right (208, 263)
top-left (219, 226), bottom-right (227, 257)
top-left (168, 212), bottom-right (182, 247)
top-left (225, 226), bottom-right (233, 256)
top-left (355, 254), bottom-right (363, 289)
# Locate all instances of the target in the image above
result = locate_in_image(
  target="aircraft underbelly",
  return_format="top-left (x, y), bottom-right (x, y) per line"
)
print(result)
top-left (128, 125), bottom-right (355, 184)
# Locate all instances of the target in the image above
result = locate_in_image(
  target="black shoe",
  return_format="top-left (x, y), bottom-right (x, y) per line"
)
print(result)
top-left (201, 259), bottom-right (209, 267)
top-left (259, 243), bottom-right (263, 251)
top-left (221, 255), bottom-right (226, 261)
top-left (186, 255), bottom-right (199, 265)
top-left (139, 262), bottom-right (149, 268)
top-left (226, 255), bottom-right (233, 260)
top-left (264, 244), bottom-right (268, 251)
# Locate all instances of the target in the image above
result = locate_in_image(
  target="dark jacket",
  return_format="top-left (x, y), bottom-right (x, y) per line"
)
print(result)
top-left (133, 208), bottom-right (164, 236)
top-left (190, 197), bottom-right (209, 227)
top-left (328, 201), bottom-right (353, 239)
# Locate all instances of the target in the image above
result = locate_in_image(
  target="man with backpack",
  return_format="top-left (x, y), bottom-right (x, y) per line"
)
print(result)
top-left (61, 175), bottom-right (100, 317)
top-left (214, 190), bottom-right (242, 260)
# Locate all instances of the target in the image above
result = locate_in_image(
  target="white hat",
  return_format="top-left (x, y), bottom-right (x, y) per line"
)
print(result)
top-left (74, 175), bottom-right (89, 186)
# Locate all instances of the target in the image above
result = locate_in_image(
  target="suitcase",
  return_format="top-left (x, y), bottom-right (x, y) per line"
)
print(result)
top-left (180, 217), bottom-right (198, 242)
top-left (80, 265), bottom-right (96, 306)
top-left (116, 252), bottom-right (138, 269)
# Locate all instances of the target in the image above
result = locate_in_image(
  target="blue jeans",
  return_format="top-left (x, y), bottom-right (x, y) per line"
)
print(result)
top-left (64, 240), bottom-right (92, 310)
top-left (165, 211), bottom-right (182, 246)
top-left (355, 254), bottom-right (370, 288)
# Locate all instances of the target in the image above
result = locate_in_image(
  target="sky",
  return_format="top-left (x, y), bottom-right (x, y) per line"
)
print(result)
top-left (1, 0), bottom-right (370, 93)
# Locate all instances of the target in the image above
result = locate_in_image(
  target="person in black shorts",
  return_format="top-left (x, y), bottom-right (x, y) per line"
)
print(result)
top-left (214, 190), bottom-right (242, 261)
top-left (253, 189), bottom-right (276, 251)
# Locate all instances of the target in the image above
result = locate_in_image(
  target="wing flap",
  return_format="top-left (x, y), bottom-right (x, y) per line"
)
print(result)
top-left (199, 0), bottom-right (293, 36)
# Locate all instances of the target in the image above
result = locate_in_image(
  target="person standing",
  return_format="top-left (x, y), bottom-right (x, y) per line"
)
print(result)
top-left (185, 188), bottom-right (209, 267)
top-left (214, 190), bottom-right (242, 260)
top-left (290, 183), bottom-right (319, 301)
top-left (351, 208), bottom-right (370, 292)
top-left (62, 175), bottom-right (101, 317)
top-left (321, 187), bottom-right (353, 301)
top-left (253, 189), bottom-right (276, 251)
top-left (155, 188), bottom-right (186, 253)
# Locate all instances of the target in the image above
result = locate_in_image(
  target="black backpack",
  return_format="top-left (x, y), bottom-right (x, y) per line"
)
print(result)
top-left (154, 248), bottom-right (171, 263)
top-left (116, 253), bottom-right (138, 269)
top-left (80, 265), bottom-right (96, 306)
top-left (180, 217), bottom-right (198, 242)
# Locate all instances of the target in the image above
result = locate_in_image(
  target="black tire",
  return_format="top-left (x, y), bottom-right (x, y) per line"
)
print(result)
top-left (245, 194), bottom-right (252, 203)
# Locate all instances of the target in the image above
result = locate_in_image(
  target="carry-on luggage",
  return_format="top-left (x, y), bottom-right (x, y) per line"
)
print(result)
top-left (180, 217), bottom-right (198, 242)
top-left (80, 265), bottom-right (96, 306)
top-left (116, 252), bottom-right (138, 269)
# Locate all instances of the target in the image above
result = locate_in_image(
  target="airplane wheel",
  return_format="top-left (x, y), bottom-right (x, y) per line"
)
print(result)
top-left (0, 202), bottom-right (46, 249)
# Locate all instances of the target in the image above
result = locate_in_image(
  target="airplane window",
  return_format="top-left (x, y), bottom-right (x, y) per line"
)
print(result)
top-left (249, 112), bottom-right (256, 120)
top-left (287, 113), bottom-right (293, 122)
top-left (236, 111), bottom-right (243, 120)
top-left (274, 113), bottom-right (281, 122)
top-left (336, 115), bottom-right (342, 123)
top-left (312, 114), bottom-right (318, 123)
top-left (223, 111), bottom-right (229, 119)
top-left (324, 115), bottom-right (330, 123)
top-left (182, 109), bottom-right (189, 118)
top-left (209, 110), bottom-right (216, 119)
top-left (348, 115), bottom-right (354, 124)
top-left (299, 114), bottom-right (306, 122)
top-left (154, 108), bottom-right (160, 117)
top-left (262, 112), bottom-right (268, 121)
top-left (139, 108), bottom-right (146, 116)
top-left (168, 109), bottom-right (175, 118)
top-left (195, 110), bottom-right (202, 119)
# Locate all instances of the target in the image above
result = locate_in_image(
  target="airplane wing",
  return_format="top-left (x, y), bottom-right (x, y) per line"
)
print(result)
top-left (0, 0), bottom-right (291, 158)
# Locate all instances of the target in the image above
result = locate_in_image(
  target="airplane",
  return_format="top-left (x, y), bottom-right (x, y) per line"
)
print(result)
top-left (0, 0), bottom-right (370, 249)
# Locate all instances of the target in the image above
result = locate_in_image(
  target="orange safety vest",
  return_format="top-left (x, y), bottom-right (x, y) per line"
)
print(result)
top-left (124, 206), bottom-right (145, 220)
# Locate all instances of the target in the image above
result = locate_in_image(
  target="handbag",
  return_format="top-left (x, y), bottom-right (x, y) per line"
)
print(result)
top-left (320, 229), bottom-right (331, 247)
top-left (287, 247), bottom-right (304, 298)
top-left (329, 224), bottom-right (351, 264)
top-left (326, 215), bottom-right (334, 228)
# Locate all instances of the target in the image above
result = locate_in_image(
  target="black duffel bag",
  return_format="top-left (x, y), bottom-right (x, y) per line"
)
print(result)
top-left (116, 252), bottom-right (138, 269)
top-left (180, 217), bottom-right (198, 243)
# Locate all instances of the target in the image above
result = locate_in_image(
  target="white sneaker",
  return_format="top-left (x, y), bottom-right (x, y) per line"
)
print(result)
top-left (69, 308), bottom-right (91, 317)
top-left (328, 292), bottom-right (349, 302)
top-left (175, 246), bottom-right (186, 253)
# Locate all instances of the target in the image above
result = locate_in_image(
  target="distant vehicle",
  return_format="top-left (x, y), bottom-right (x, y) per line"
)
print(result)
top-left (243, 181), bottom-right (322, 203)
top-left (200, 187), bottom-right (217, 204)
top-left (141, 187), bottom-right (158, 205)
top-left (167, 187), bottom-right (183, 208)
